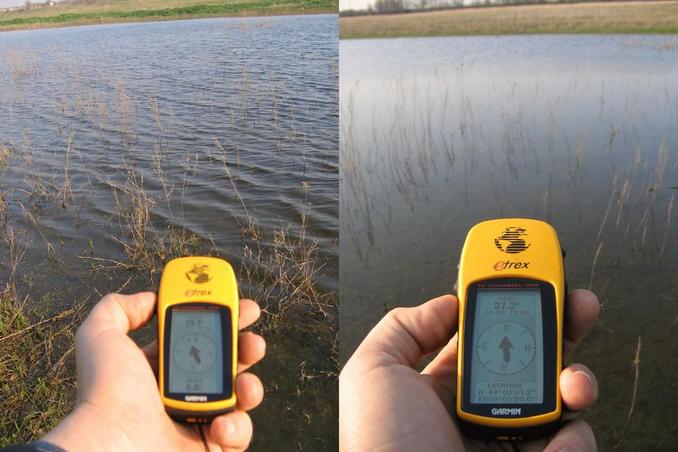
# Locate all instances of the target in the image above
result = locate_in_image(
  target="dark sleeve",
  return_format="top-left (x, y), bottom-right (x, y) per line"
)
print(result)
top-left (1, 441), bottom-right (66, 452)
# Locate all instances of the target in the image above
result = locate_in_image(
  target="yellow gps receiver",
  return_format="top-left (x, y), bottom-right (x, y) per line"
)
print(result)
top-left (456, 218), bottom-right (565, 440)
top-left (158, 256), bottom-right (239, 423)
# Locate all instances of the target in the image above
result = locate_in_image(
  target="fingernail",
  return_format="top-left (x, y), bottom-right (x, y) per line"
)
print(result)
top-left (574, 369), bottom-right (593, 385)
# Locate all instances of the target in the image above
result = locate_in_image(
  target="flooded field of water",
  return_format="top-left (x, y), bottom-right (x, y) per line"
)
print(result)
top-left (1, 15), bottom-right (338, 450)
top-left (341, 35), bottom-right (677, 450)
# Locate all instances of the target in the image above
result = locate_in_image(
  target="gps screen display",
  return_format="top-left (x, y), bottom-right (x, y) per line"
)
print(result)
top-left (169, 308), bottom-right (223, 395)
top-left (470, 289), bottom-right (543, 404)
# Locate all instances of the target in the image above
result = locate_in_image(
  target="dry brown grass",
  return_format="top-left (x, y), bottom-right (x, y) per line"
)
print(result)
top-left (0, 145), bottom-right (11, 169)
top-left (1, 226), bottom-right (24, 295)
top-left (212, 136), bottom-right (333, 330)
top-left (240, 215), bottom-right (333, 332)
top-left (340, 1), bottom-right (678, 38)
top-left (105, 161), bottom-right (202, 277)
top-left (0, 194), bottom-right (8, 221)
top-left (0, 290), bottom-right (84, 447)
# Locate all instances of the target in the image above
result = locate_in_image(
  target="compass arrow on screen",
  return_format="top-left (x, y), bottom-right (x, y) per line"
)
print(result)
top-left (499, 336), bottom-right (513, 363)
top-left (189, 346), bottom-right (202, 364)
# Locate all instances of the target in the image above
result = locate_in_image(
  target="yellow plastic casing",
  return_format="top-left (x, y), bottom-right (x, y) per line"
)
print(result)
top-left (158, 256), bottom-right (239, 419)
top-left (456, 218), bottom-right (564, 430)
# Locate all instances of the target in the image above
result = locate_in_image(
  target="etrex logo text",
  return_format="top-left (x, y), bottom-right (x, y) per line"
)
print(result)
top-left (491, 408), bottom-right (521, 416)
top-left (493, 260), bottom-right (530, 271)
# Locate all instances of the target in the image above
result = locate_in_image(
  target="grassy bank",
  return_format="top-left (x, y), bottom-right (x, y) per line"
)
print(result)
top-left (0, 284), bottom-right (85, 446)
top-left (340, 1), bottom-right (678, 39)
top-left (0, 0), bottom-right (337, 32)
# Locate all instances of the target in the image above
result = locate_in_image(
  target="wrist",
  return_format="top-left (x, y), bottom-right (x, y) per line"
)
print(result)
top-left (42, 402), bottom-right (135, 452)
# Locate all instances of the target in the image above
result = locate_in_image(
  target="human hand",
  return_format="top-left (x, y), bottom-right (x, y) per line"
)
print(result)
top-left (340, 290), bottom-right (599, 451)
top-left (43, 292), bottom-right (266, 452)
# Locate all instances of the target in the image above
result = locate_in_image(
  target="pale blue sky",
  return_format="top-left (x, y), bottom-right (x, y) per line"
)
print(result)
top-left (340, 0), bottom-right (373, 11)
top-left (1, 0), bottom-right (55, 8)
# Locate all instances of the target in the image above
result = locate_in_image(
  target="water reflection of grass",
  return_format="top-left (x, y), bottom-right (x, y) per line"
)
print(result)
top-left (0, 47), bottom-right (337, 448)
top-left (0, 0), bottom-right (338, 32)
top-left (340, 1), bottom-right (678, 39)
top-left (343, 74), bottom-right (677, 269)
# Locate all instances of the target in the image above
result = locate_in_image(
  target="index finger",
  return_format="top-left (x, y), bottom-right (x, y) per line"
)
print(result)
top-left (239, 299), bottom-right (260, 330)
top-left (564, 289), bottom-right (600, 359)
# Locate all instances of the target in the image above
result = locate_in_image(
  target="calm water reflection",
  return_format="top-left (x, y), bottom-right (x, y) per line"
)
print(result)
top-left (341, 35), bottom-right (678, 450)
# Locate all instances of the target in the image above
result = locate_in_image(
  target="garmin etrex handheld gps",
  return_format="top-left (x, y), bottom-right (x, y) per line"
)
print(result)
top-left (456, 218), bottom-right (566, 441)
top-left (158, 256), bottom-right (238, 423)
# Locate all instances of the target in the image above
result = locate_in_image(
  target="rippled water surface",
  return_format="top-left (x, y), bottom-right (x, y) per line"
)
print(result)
top-left (341, 35), bottom-right (678, 450)
top-left (1, 15), bottom-right (337, 450)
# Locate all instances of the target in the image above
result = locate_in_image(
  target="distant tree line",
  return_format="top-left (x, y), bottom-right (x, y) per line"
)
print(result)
top-left (341, 0), bottom-right (635, 17)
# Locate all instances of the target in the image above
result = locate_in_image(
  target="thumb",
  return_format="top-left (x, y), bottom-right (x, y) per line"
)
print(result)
top-left (352, 295), bottom-right (459, 369)
top-left (74, 292), bottom-right (158, 402)
top-left (78, 292), bottom-right (157, 339)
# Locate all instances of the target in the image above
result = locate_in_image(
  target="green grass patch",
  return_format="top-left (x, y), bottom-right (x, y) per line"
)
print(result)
top-left (0, 0), bottom-right (337, 31)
